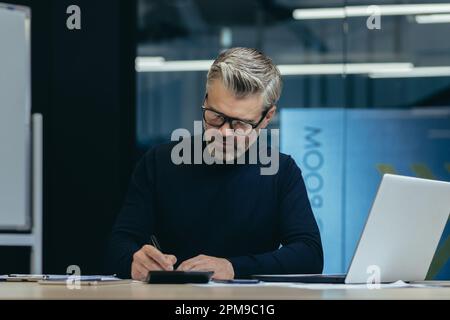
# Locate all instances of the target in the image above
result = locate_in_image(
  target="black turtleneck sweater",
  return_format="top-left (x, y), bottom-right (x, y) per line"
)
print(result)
top-left (106, 139), bottom-right (323, 279)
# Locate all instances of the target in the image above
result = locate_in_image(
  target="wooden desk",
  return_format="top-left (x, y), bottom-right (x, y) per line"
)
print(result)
top-left (0, 281), bottom-right (449, 300)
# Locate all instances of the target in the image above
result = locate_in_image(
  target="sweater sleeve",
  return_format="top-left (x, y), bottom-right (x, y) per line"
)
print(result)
top-left (105, 150), bottom-right (156, 279)
top-left (228, 156), bottom-right (324, 278)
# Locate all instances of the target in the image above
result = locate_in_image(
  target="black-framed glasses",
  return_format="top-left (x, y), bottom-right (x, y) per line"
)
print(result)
top-left (202, 106), bottom-right (268, 136)
top-left (201, 94), bottom-right (269, 136)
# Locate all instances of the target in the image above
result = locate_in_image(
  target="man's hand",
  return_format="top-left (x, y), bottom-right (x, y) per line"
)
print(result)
top-left (177, 254), bottom-right (234, 280)
top-left (131, 245), bottom-right (177, 281)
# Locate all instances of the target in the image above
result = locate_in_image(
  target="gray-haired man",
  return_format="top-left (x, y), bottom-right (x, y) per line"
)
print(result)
top-left (107, 47), bottom-right (323, 280)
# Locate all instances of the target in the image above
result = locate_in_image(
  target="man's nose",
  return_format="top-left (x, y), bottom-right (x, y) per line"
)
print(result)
top-left (219, 121), bottom-right (233, 137)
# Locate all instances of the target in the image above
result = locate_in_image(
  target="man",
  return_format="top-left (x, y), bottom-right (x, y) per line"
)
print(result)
top-left (106, 47), bottom-right (323, 280)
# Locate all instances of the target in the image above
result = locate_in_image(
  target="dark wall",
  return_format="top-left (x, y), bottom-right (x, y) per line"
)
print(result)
top-left (5, 0), bottom-right (137, 274)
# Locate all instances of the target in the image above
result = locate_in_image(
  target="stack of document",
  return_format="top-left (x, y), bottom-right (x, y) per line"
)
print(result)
top-left (0, 274), bottom-right (130, 285)
top-left (0, 274), bottom-right (48, 282)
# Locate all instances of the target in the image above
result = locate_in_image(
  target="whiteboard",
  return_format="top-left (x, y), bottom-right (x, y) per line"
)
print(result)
top-left (0, 3), bottom-right (31, 230)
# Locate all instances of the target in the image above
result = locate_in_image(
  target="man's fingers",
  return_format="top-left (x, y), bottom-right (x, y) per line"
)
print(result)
top-left (178, 256), bottom-right (206, 271)
top-left (187, 263), bottom-right (213, 272)
top-left (183, 261), bottom-right (203, 271)
top-left (134, 249), bottom-right (170, 272)
top-left (135, 252), bottom-right (164, 271)
top-left (142, 245), bottom-right (174, 270)
top-left (165, 254), bottom-right (177, 265)
top-left (132, 262), bottom-right (151, 281)
top-left (177, 259), bottom-right (195, 271)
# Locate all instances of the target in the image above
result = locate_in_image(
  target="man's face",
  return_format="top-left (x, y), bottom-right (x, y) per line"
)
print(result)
top-left (203, 80), bottom-right (276, 161)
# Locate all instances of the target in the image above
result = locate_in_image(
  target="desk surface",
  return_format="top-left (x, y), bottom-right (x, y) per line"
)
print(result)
top-left (1, 281), bottom-right (450, 300)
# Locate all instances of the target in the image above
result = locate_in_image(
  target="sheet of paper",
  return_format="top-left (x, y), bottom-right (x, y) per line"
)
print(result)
top-left (192, 281), bottom-right (298, 288)
top-left (288, 280), bottom-right (428, 290)
top-left (193, 280), bottom-right (429, 289)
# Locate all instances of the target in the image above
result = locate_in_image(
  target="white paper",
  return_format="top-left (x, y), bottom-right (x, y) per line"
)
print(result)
top-left (194, 280), bottom-right (429, 289)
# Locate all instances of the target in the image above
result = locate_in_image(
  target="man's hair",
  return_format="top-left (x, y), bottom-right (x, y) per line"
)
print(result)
top-left (206, 47), bottom-right (282, 110)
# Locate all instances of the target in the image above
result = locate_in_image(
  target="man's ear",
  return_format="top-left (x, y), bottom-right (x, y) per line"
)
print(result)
top-left (261, 105), bottom-right (276, 128)
top-left (266, 105), bottom-right (276, 120)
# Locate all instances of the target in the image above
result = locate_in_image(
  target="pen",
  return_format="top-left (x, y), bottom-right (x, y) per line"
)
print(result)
top-left (150, 235), bottom-right (174, 272)
top-left (150, 234), bottom-right (162, 251)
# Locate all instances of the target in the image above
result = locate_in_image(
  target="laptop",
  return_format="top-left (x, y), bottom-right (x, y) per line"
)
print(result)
top-left (253, 174), bottom-right (450, 284)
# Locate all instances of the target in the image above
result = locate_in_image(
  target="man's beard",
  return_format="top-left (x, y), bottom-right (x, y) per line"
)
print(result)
top-left (204, 129), bottom-right (258, 163)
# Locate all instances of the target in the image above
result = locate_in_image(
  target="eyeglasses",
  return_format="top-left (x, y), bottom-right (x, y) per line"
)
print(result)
top-left (201, 92), bottom-right (270, 136)
top-left (201, 106), bottom-right (268, 136)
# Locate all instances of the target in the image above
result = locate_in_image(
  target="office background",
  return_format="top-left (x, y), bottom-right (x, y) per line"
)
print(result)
top-left (0, 0), bottom-right (449, 279)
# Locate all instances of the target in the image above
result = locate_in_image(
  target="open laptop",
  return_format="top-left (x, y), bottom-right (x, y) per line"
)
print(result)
top-left (253, 174), bottom-right (450, 284)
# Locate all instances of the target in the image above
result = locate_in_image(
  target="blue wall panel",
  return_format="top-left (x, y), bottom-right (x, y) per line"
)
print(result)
top-left (281, 108), bottom-right (450, 278)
